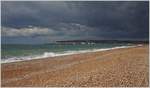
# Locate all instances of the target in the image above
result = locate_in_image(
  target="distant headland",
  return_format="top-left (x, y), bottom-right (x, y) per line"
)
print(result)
top-left (56, 40), bottom-right (149, 45)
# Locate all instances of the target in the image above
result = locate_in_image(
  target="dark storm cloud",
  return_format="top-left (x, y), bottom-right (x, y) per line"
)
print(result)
top-left (1, 1), bottom-right (149, 44)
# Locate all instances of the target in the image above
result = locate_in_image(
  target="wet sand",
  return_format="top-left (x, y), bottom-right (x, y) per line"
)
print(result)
top-left (1, 45), bottom-right (149, 87)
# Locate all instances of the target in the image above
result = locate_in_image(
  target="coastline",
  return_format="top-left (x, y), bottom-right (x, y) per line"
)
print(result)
top-left (1, 44), bottom-right (141, 64)
top-left (1, 45), bottom-right (149, 87)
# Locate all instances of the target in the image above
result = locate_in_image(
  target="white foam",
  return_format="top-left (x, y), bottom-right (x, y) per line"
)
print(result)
top-left (1, 45), bottom-right (140, 63)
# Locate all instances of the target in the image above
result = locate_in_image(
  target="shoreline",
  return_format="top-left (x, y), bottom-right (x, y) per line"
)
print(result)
top-left (1, 44), bottom-right (142, 64)
top-left (1, 45), bottom-right (149, 87)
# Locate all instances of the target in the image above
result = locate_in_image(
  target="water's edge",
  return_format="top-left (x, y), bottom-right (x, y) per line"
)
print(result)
top-left (1, 45), bottom-right (142, 64)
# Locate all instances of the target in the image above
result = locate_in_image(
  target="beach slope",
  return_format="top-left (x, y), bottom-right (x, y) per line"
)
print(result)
top-left (1, 45), bottom-right (149, 87)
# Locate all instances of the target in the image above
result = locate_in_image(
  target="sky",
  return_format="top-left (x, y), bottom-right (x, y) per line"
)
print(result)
top-left (1, 1), bottom-right (149, 44)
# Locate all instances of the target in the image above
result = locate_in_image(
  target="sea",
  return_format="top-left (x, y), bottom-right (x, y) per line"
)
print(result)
top-left (1, 43), bottom-right (136, 63)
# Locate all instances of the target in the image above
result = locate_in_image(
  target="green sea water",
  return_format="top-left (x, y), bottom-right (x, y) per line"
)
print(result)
top-left (1, 43), bottom-right (131, 63)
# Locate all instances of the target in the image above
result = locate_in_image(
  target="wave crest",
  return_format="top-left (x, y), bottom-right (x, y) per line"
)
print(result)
top-left (1, 45), bottom-right (139, 63)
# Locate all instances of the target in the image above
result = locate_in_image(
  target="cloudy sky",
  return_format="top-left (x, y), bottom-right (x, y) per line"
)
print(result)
top-left (1, 1), bottom-right (149, 44)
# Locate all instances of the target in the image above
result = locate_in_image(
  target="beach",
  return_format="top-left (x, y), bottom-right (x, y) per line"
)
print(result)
top-left (1, 45), bottom-right (149, 87)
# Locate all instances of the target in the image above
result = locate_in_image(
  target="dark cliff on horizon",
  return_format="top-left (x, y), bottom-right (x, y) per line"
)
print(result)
top-left (56, 40), bottom-right (149, 44)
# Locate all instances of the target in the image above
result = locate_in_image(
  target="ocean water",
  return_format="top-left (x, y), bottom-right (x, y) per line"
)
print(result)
top-left (1, 43), bottom-right (134, 63)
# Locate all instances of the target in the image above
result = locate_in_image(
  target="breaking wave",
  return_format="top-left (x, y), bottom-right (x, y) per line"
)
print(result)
top-left (1, 45), bottom-right (142, 63)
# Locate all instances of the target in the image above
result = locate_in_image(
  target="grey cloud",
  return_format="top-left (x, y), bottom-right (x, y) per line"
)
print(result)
top-left (2, 27), bottom-right (56, 37)
top-left (1, 1), bottom-right (149, 44)
top-left (2, 23), bottom-right (97, 39)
